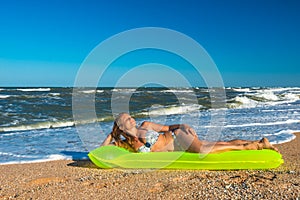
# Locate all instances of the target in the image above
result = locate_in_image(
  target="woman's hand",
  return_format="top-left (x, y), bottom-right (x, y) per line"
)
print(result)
top-left (180, 124), bottom-right (197, 137)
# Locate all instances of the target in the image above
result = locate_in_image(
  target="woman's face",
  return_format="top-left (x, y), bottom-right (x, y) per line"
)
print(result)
top-left (117, 113), bottom-right (136, 131)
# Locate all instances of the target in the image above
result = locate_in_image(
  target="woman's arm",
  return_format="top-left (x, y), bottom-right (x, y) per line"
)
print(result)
top-left (141, 121), bottom-right (197, 136)
top-left (140, 121), bottom-right (172, 132)
top-left (100, 133), bottom-right (113, 146)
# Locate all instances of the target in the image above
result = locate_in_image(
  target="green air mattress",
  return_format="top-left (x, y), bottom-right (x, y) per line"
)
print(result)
top-left (88, 146), bottom-right (283, 170)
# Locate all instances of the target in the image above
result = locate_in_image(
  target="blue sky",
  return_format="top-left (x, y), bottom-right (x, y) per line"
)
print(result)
top-left (0, 0), bottom-right (299, 87)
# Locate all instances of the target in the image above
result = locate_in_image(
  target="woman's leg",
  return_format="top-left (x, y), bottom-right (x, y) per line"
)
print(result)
top-left (174, 128), bottom-right (278, 153)
top-left (199, 139), bottom-right (277, 153)
top-left (216, 139), bottom-right (252, 145)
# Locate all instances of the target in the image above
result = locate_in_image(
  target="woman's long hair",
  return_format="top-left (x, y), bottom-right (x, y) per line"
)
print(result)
top-left (110, 121), bottom-right (136, 152)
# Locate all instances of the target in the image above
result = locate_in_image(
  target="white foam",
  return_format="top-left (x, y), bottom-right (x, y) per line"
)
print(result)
top-left (0, 154), bottom-right (72, 165)
top-left (232, 88), bottom-right (252, 92)
top-left (0, 152), bottom-right (40, 158)
top-left (230, 89), bottom-right (300, 109)
top-left (229, 119), bottom-right (299, 128)
top-left (163, 89), bottom-right (194, 93)
top-left (0, 95), bottom-right (10, 99)
top-left (0, 117), bottom-right (113, 134)
top-left (0, 121), bottom-right (75, 133)
top-left (261, 108), bottom-right (300, 113)
top-left (270, 135), bottom-right (296, 144)
top-left (266, 87), bottom-right (300, 93)
top-left (17, 88), bottom-right (51, 92)
top-left (49, 93), bottom-right (61, 96)
top-left (265, 94), bottom-right (299, 106)
top-left (231, 96), bottom-right (259, 108)
top-left (267, 129), bottom-right (298, 144)
top-left (143, 104), bottom-right (201, 116)
top-left (256, 91), bottom-right (279, 101)
top-left (81, 90), bottom-right (96, 94)
top-left (51, 121), bottom-right (75, 128)
top-left (283, 93), bottom-right (299, 102)
top-left (205, 119), bottom-right (299, 128)
top-left (264, 129), bottom-right (299, 137)
top-left (111, 88), bottom-right (137, 93)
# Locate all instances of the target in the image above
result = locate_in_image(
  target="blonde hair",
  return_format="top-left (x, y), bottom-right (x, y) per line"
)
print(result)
top-left (115, 112), bottom-right (127, 127)
top-left (110, 113), bottom-right (136, 152)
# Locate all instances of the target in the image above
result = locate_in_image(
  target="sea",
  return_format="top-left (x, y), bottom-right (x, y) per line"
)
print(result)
top-left (0, 87), bottom-right (299, 165)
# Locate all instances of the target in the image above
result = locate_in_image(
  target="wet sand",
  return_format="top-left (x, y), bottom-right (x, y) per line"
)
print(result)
top-left (1, 133), bottom-right (299, 199)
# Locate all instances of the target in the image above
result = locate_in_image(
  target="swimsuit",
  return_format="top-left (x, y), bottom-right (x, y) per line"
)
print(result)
top-left (137, 130), bottom-right (178, 152)
top-left (138, 130), bottom-right (160, 152)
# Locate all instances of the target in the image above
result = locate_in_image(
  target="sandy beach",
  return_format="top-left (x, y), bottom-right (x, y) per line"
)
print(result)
top-left (1, 133), bottom-right (299, 199)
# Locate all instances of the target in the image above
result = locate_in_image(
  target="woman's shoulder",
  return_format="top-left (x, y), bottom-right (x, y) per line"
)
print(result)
top-left (140, 121), bottom-right (158, 133)
top-left (140, 121), bottom-right (152, 128)
top-left (140, 121), bottom-right (168, 132)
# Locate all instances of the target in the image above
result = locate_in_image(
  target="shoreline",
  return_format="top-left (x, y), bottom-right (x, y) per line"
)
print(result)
top-left (1, 133), bottom-right (299, 199)
top-left (0, 132), bottom-right (297, 166)
top-left (0, 141), bottom-right (297, 167)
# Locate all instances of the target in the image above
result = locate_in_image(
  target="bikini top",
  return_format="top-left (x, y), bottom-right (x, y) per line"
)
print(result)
top-left (137, 130), bottom-right (160, 153)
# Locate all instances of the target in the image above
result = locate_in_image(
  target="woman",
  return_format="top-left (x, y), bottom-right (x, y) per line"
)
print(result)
top-left (101, 113), bottom-right (278, 153)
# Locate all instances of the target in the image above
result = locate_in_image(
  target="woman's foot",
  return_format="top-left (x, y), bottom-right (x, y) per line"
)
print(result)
top-left (243, 138), bottom-right (279, 152)
top-left (259, 138), bottom-right (279, 152)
